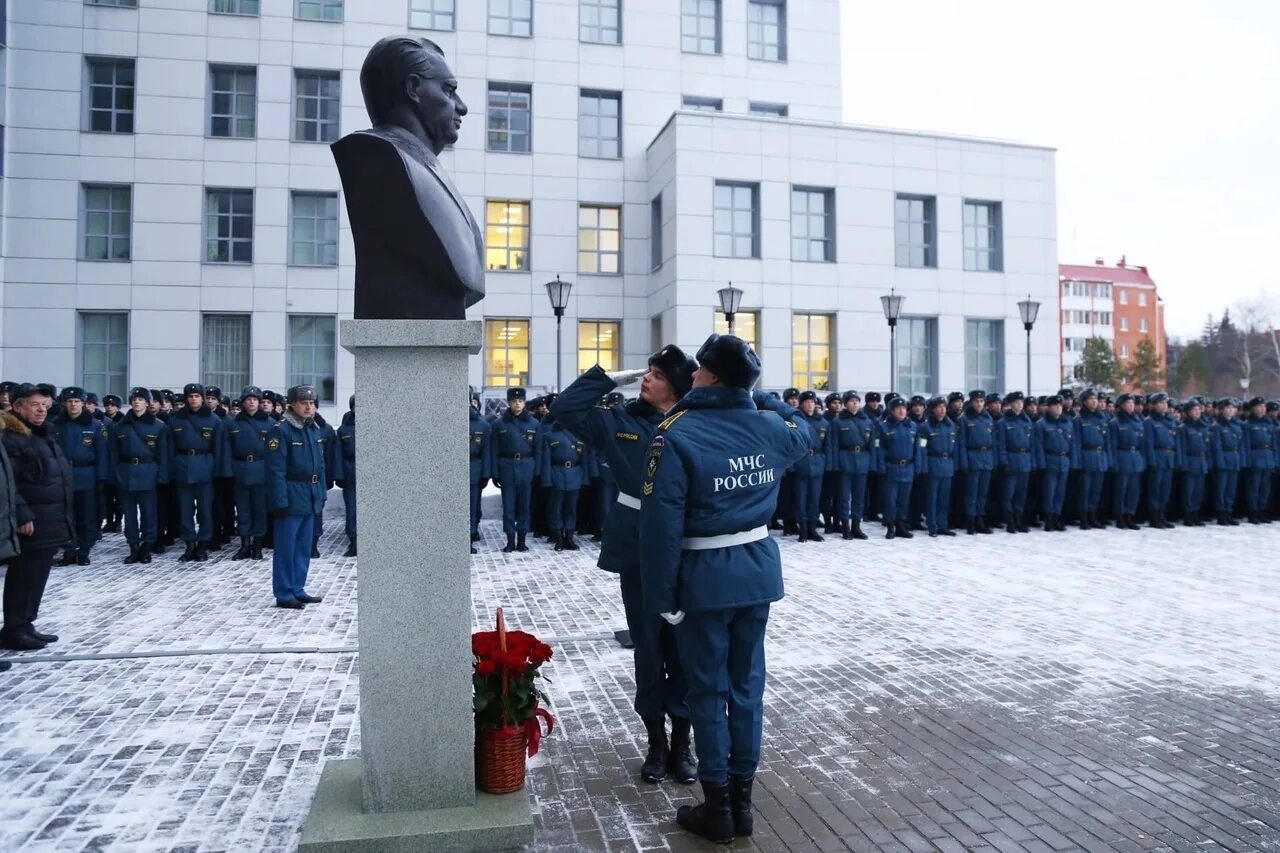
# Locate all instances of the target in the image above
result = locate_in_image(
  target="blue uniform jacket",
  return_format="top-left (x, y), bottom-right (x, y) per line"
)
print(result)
top-left (1032, 414), bottom-right (1073, 473)
top-left (1073, 410), bottom-right (1112, 471)
top-left (168, 404), bottom-right (230, 485)
top-left (313, 413), bottom-right (342, 490)
top-left (638, 386), bottom-right (810, 615)
top-left (995, 411), bottom-right (1034, 473)
top-left (1109, 412), bottom-right (1147, 474)
top-left (265, 412), bottom-right (328, 515)
top-left (831, 410), bottom-right (876, 474)
top-left (918, 415), bottom-right (957, 478)
top-left (538, 420), bottom-right (587, 490)
top-left (1143, 414), bottom-right (1179, 471)
top-left (468, 409), bottom-right (488, 485)
top-left (338, 410), bottom-right (357, 486)
top-left (956, 410), bottom-right (995, 471)
top-left (53, 411), bottom-right (110, 491)
top-left (875, 417), bottom-right (924, 482)
top-left (487, 409), bottom-right (540, 487)
top-left (1177, 416), bottom-right (1213, 475)
top-left (109, 411), bottom-right (170, 491)
top-left (227, 410), bottom-right (273, 487)
top-left (1211, 417), bottom-right (1246, 471)
top-left (791, 412), bottom-right (832, 477)
top-left (1243, 415), bottom-right (1276, 470)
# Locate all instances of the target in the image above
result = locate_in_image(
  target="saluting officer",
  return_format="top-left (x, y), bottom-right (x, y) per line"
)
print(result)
top-left (1177, 399), bottom-right (1212, 526)
top-left (995, 391), bottom-right (1033, 534)
top-left (876, 397), bottom-right (923, 540)
top-left (1211, 397), bottom-right (1245, 525)
top-left (593, 390), bottom-right (626, 540)
top-left (1109, 393), bottom-right (1146, 530)
top-left (1073, 389), bottom-right (1111, 529)
top-left (228, 386), bottom-right (272, 560)
top-left (957, 390), bottom-right (995, 534)
top-left (831, 391), bottom-right (874, 540)
top-left (1242, 396), bottom-right (1275, 524)
top-left (1033, 395), bottom-right (1073, 531)
top-left (638, 334), bottom-right (810, 843)
top-left (265, 385), bottom-right (327, 609)
top-left (110, 388), bottom-right (171, 564)
top-left (538, 415), bottom-right (587, 551)
top-left (1143, 393), bottom-right (1178, 528)
top-left (52, 387), bottom-right (110, 566)
top-left (338, 395), bottom-right (357, 557)
top-left (489, 387), bottom-right (539, 553)
top-left (791, 391), bottom-right (831, 542)
top-left (170, 383), bottom-right (229, 562)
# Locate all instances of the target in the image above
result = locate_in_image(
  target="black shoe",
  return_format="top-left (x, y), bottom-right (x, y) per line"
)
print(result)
top-left (502, 534), bottom-right (516, 553)
top-left (976, 517), bottom-right (993, 534)
top-left (1016, 513), bottom-right (1030, 533)
top-left (640, 716), bottom-right (669, 783)
top-left (139, 543), bottom-right (152, 564)
top-left (58, 552), bottom-right (77, 567)
top-left (729, 776), bottom-right (754, 837)
top-left (0, 660), bottom-right (10, 673)
top-left (668, 716), bottom-right (698, 784)
top-left (0, 631), bottom-right (46, 651)
top-left (343, 537), bottom-right (356, 558)
top-left (178, 544), bottom-right (196, 562)
top-left (850, 520), bottom-right (868, 540)
top-left (76, 553), bottom-right (91, 566)
top-left (297, 593), bottom-right (323, 604)
top-left (251, 539), bottom-right (264, 559)
top-left (470, 531), bottom-right (480, 542)
top-left (938, 528), bottom-right (956, 536)
top-left (966, 516), bottom-right (977, 535)
top-left (885, 523), bottom-right (896, 540)
top-left (233, 537), bottom-right (252, 560)
top-left (807, 521), bottom-right (824, 542)
top-left (554, 531), bottom-right (564, 552)
top-left (563, 533), bottom-right (579, 551)
top-left (194, 544), bottom-right (209, 562)
top-left (151, 541), bottom-right (166, 555)
top-left (124, 544), bottom-right (141, 565)
top-left (310, 544), bottom-right (321, 558)
top-left (676, 781), bottom-right (734, 844)
top-left (1007, 513), bottom-right (1018, 534)
top-left (516, 533), bottom-right (529, 553)
top-left (275, 599), bottom-right (304, 610)
top-left (1228, 514), bottom-right (1241, 526)
top-left (896, 522), bottom-right (913, 539)
top-left (29, 627), bottom-right (58, 643)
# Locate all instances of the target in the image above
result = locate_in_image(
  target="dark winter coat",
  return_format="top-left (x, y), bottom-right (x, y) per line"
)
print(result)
top-left (0, 417), bottom-right (21, 562)
top-left (0, 411), bottom-right (75, 551)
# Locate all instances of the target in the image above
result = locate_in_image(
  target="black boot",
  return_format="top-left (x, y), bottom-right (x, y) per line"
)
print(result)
top-left (1017, 513), bottom-right (1030, 533)
top-left (841, 519), bottom-right (854, 540)
top-left (0, 630), bottom-right (46, 652)
top-left (676, 781), bottom-right (734, 844)
top-left (807, 520), bottom-right (825, 542)
top-left (516, 533), bottom-right (529, 552)
top-left (640, 717), bottom-right (668, 783)
top-left (233, 536), bottom-right (252, 560)
top-left (58, 551), bottom-right (77, 567)
top-left (124, 544), bottom-right (140, 565)
top-left (976, 516), bottom-right (993, 534)
top-left (151, 540), bottom-right (166, 555)
top-left (343, 536), bottom-right (356, 558)
top-left (251, 538), bottom-right (264, 560)
top-left (937, 526), bottom-right (956, 536)
top-left (311, 542), bottom-right (321, 558)
top-left (729, 776), bottom-right (755, 837)
top-left (139, 543), bottom-right (152, 564)
top-left (194, 543), bottom-right (209, 561)
top-left (553, 531), bottom-right (565, 552)
top-left (885, 522), bottom-right (896, 540)
top-left (178, 543), bottom-right (196, 562)
top-left (896, 521), bottom-right (913, 539)
top-left (668, 716), bottom-right (697, 784)
top-left (470, 530), bottom-right (480, 542)
top-left (966, 516), bottom-right (977, 535)
top-left (850, 520), bottom-right (867, 540)
top-left (1007, 512), bottom-right (1018, 534)
top-left (563, 532), bottom-right (579, 551)
top-left (1228, 513), bottom-right (1241, 526)
top-left (503, 534), bottom-right (516, 553)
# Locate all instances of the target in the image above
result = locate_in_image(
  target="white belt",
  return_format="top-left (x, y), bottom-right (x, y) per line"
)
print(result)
top-left (682, 526), bottom-right (769, 551)
top-left (616, 492), bottom-right (641, 510)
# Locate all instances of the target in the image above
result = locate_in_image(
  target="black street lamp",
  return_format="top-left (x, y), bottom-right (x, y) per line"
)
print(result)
top-left (1017, 295), bottom-right (1041, 396)
top-left (717, 284), bottom-right (744, 336)
top-left (880, 288), bottom-right (905, 394)
top-left (545, 275), bottom-right (573, 391)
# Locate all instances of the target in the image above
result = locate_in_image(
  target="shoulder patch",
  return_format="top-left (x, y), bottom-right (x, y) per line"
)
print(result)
top-left (786, 420), bottom-right (798, 428)
top-left (658, 410), bottom-right (688, 431)
top-left (267, 437), bottom-right (280, 451)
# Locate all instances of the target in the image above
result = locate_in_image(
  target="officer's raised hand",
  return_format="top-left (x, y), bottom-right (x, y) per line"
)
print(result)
top-left (606, 367), bottom-right (647, 386)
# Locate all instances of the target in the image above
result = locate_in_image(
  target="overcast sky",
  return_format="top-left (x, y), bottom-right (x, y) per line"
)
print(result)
top-left (838, 0), bottom-right (1279, 339)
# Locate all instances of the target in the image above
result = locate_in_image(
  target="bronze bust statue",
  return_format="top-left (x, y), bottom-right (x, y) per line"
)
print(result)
top-left (332, 37), bottom-right (485, 320)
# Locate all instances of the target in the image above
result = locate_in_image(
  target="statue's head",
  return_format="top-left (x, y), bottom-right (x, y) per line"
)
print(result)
top-left (360, 36), bottom-right (467, 155)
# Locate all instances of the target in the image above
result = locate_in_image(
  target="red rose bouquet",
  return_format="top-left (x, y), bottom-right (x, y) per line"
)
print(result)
top-left (473, 609), bottom-right (556, 760)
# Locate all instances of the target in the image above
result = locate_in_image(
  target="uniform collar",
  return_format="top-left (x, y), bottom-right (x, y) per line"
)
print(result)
top-left (673, 385), bottom-right (754, 412)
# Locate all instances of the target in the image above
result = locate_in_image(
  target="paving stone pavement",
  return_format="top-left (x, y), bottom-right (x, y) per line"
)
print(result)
top-left (1, 492), bottom-right (1278, 852)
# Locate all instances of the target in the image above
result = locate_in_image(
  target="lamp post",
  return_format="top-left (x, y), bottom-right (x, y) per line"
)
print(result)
top-left (1017, 295), bottom-right (1041, 397)
top-left (717, 283), bottom-right (744, 336)
top-left (880, 288), bottom-right (905, 394)
top-left (545, 275), bottom-right (572, 391)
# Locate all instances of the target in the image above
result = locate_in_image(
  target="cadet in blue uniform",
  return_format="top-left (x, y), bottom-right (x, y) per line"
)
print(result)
top-left (538, 416), bottom-right (587, 551)
top-left (1073, 389), bottom-right (1111, 529)
top-left (100, 394), bottom-right (124, 534)
top-left (831, 391), bottom-right (874, 540)
top-left (917, 396), bottom-right (957, 537)
top-left (1177, 399), bottom-right (1212, 525)
top-left (995, 391), bottom-right (1033, 534)
top-left (956, 390), bottom-right (995, 534)
top-left (310, 410), bottom-right (341, 558)
top-left (791, 391), bottom-right (831, 542)
top-left (1269, 400), bottom-right (1280, 521)
top-left (1109, 393), bottom-right (1146, 530)
top-left (338, 395), bottom-right (358, 557)
top-left (876, 397), bottom-right (923, 539)
top-left (818, 392), bottom-right (843, 531)
top-left (1241, 396), bottom-right (1275, 523)
top-left (205, 386), bottom-right (237, 550)
top-left (52, 387), bottom-right (109, 565)
top-left (1143, 393), bottom-right (1178, 529)
top-left (639, 334), bottom-right (810, 843)
top-left (1211, 397), bottom-right (1245, 525)
top-left (489, 388), bottom-right (539, 553)
top-left (265, 385), bottom-right (327, 609)
top-left (110, 388), bottom-right (171, 564)
top-left (228, 386), bottom-right (272, 560)
top-left (169, 383), bottom-right (230, 562)
top-left (1033, 395), bottom-right (1073, 531)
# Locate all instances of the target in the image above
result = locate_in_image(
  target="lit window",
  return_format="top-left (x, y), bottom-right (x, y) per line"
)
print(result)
top-left (715, 311), bottom-right (758, 352)
top-left (485, 319), bottom-right (530, 387)
top-left (578, 205), bottom-right (621, 274)
top-left (485, 200), bottom-right (530, 271)
top-left (792, 313), bottom-right (831, 390)
top-left (577, 320), bottom-right (621, 372)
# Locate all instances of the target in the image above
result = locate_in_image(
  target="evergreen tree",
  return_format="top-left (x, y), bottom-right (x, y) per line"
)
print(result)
top-left (1079, 337), bottom-right (1118, 389)
top-left (1127, 337), bottom-right (1163, 389)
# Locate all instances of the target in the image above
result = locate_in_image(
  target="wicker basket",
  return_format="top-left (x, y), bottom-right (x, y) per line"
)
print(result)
top-left (476, 724), bottom-right (528, 794)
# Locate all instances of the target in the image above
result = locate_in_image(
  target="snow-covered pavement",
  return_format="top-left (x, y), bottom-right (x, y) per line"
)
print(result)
top-left (2, 493), bottom-right (1278, 852)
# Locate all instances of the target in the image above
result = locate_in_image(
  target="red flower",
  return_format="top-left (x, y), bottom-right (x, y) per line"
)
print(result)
top-left (475, 659), bottom-right (497, 677)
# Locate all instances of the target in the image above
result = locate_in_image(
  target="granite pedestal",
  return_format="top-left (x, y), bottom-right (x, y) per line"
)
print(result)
top-left (299, 319), bottom-right (533, 853)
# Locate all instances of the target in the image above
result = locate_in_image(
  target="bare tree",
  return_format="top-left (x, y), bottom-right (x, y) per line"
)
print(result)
top-left (1233, 297), bottom-right (1280, 395)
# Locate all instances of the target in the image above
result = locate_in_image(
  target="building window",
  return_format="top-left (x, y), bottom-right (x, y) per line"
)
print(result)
top-left (87, 0), bottom-right (137, 6)
top-left (897, 317), bottom-right (937, 396)
top-left (792, 314), bottom-right (831, 390)
top-left (747, 0), bottom-right (785, 61)
top-left (85, 57), bottom-right (135, 133)
top-left (485, 200), bottom-right (530, 271)
top-left (81, 184), bottom-right (132, 261)
top-left (1140, 317), bottom-right (1148, 333)
top-left (715, 311), bottom-right (758, 352)
top-left (1138, 291), bottom-right (1148, 307)
top-left (290, 191), bottom-right (339, 267)
top-left (79, 312), bottom-right (129, 399)
top-left (792, 186), bottom-right (834, 262)
top-left (578, 320), bottom-right (621, 372)
top-left (1097, 283), bottom-right (1111, 299)
top-left (1097, 311), bottom-right (1112, 325)
top-left (211, 0), bottom-right (259, 14)
top-left (205, 188), bottom-right (254, 263)
top-left (749, 101), bottom-right (787, 117)
top-left (963, 200), bottom-right (1002, 271)
top-left (296, 0), bottom-right (342, 21)
top-left (1118, 289), bottom-right (1128, 305)
top-left (1119, 316), bottom-right (1128, 332)
top-left (895, 194), bottom-right (935, 268)
top-left (965, 319), bottom-right (1003, 391)
top-left (580, 0), bottom-right (620, 44)
top-left (1063, 337), bottom-right (1086, 353)
top-left (288, 315), bottom-right (337, 403)
top-left (487, 83), bottom-right (532, 153)
top-left (681, 0), bottom-right (720, 54)
top-left (208, 64), bottom-right (256, 138)
top-left (579, 89), bottom-right (621, 158)
top-left (713, 181), bottom-right (759, 259)
top-left (682, 95), bottom-right (723, 111)
top-left (489, 0), bottom-right (532, 36)
top-left (293, 70), bottom-right (340, 143)
top-left (484, 319), bottom-right (530, 387)
top-left (1118, 343), bottom-right (1129, 359)
top-left (410, 0), bottom-right (455, 29)
top-left (650, 194), bottom-right (663, 271)
top-left (578, 205), bottom-right (621, 274)
top-left (201, 314), bottom-right (251, 393)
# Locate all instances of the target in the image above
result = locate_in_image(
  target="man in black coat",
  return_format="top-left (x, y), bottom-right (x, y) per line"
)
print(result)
top-left (1, 384), bottom-right (74, 651)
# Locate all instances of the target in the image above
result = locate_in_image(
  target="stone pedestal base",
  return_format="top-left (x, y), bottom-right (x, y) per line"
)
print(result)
top-left (299, 759), bottom-right (533, 853)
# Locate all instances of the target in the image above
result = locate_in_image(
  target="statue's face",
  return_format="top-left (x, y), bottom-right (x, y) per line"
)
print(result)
top-left (410, 61), bottom-right (467, 153)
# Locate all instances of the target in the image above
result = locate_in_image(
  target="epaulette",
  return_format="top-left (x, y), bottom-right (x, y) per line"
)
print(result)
top-left (657, 410), bottom-right (687, 431)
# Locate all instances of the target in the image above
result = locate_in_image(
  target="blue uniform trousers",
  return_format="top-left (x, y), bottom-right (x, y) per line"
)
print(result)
top-left (313, 511), bottom-right (324, 546)
top-left (881, 478), bottom-right (911, 524)
top-left (1215, 470), bottom-right (1239, 514)
top-left (963, 469), bottom-right (991, 516)
top-left (619, 565), bottom-right (688, 721)
top-left (343, 484), bottom-right (357, 538)
top-left (1182, 473), bottom-right (1206, 516)
top-left (550, 488), bottom-right (579, 532)
top-left (234, 484), bottom-right (268, 537)
top-left (1001, 471), bottom-right (1029, 514)
top-left (501, 482), bottom-right (533, 535)
top-left (837, 472), bottom-right (867, 521)
top-left (121, 490), bottom-right (157, 547)
top-left (70, 488), bottom-right (100, 556)
top-left (1246, 468), bottom-right (1272, 513)
top-left (792, 473), bottom-right (823, 522)
top-left (1114, 472), bottom-right (1141, 516)
top-left (1147, 469), bottom-right (1173, 512)
top-left (1079, 471), bottom-right (1105, 514)
top-left (676, 604), bottom-right (770, 784)
top-left (1042, 470), bottom-right (1068, 516)
top-left (177, 482), bottom-right (214, 544)
top-left (272, 513), bottom-right (315, 603)
top-left (598, 480), bottom-right (618, 530)
top-left (925, 476), bottom-right (951, 534)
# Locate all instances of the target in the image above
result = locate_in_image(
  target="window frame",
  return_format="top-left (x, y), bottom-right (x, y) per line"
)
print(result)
top-left (713, 180), bottom-right (760, 259)
top-left (488, 0), bottom-right (533, 37)
top-left (289, 190), bottom-right (340, 268)
top-left (80, 182), bottom-right (133, 262)
top-left (207, 63), bottom-right (257, 139)
top-left (580, 0), bottom-right (621, 44)
top-left (200, 313), bottom-right (253, 394)
top-left (714, 310), bottom-right (759, 353)
top-left (748, 101), bottom-right (788, 117)
top-left (682, 95), bottom-right (723, 112)
top-left (204, 187), bottom-right (255, 265)
top-left (78, 311), bottom-right (130, 400)
top-left (577, 319), bottom-right (622, 373)
top-left (964, 318), bottom-right (1004, 392)
top-left (287, 314), bottom-right (338, 403)
top-left (86, 0), bottom-right (138, 6)
top-left (897, 316), bottom-right (938, 396)
top-left (210, 0), bottom-right (260, 14)
top-left (791, 185), bottom-right (835, 263)
top-left (681, 0), bottom-right (721, 55)
top-left (577, 204), bottom-right (622, 276)
top-left (746, 0), bottom-right (786, 62)
top-left (650, 194), bottom-right (663, 271)
top-left (409, 0), bottom-right (456, 30)
top-left (484, 318), bottom-right (532, 387)
top-left (1138, 291), bottom-right (1148, 307)
top-left (791, 312), bottom-right (832, 391)
top-left (578, 89), bottom-right (622, 159)
top-left (486, 81), bottom-right (533, 154)
top-left (1140, 317), bottom-right (1148, 333)
top-left (292, 68), bottom-right (341, 144)
top-left (962, 199), bottom-right (1003, 272)
top-left (484, 199), bottom-right (531, 272)
top-left (894, 193), bottom-right (936, 268)
top-left (295, 0), bottom-right (343, 22)
top-left (1120, 316), bottom-right (1128, 332)
top-left (84, 56), bottom-right (135, 134)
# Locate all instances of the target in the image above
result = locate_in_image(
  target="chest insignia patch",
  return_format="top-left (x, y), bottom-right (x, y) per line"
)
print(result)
top-left (268, 437), bottom-right (280, 451)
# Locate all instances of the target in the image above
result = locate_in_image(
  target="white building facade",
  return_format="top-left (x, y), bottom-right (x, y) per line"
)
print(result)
top-left (0, 0), bottom-right (1059, 414)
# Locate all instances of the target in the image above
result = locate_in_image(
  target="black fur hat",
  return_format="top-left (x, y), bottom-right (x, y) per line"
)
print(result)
top-left (695, 334), bottom-right (760, 391)
top-left (648, 344), bottom-right (697, 398)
